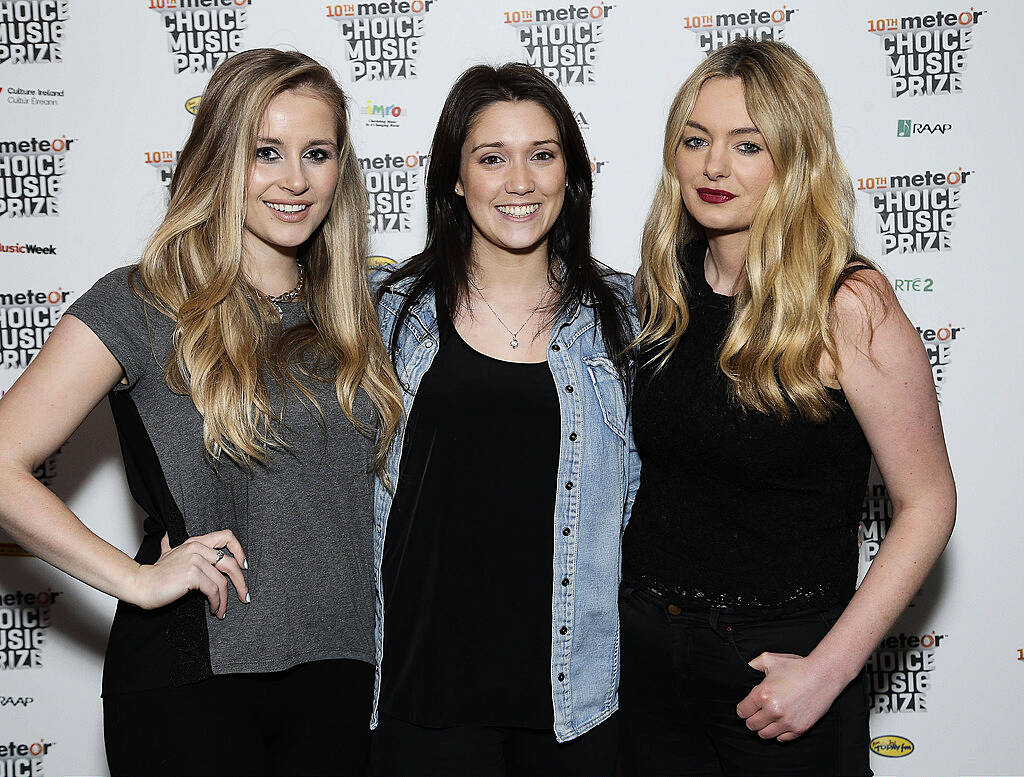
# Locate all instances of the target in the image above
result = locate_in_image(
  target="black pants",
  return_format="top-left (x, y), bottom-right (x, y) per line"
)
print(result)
top-left (369, 712), bottom-right (619, 777)
top-left (103, 658), bottom-right (374, 777)
top-left (619, 585), bottom-right (871, 777)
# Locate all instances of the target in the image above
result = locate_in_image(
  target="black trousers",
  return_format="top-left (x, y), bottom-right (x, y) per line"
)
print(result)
top-left (103, 658), bottom-right (374, 777)
top-left (618, 585), bottom-right (872, 777)
top-left (369, 712), bottom-right (620, 777)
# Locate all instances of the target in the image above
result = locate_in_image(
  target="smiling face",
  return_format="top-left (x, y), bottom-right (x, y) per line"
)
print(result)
top-left (243, 88), bottom-right (339, 263)
top-left (455, 100), bottom-right (566, 262)
top-left (675, 76), bottom-right (775, 239)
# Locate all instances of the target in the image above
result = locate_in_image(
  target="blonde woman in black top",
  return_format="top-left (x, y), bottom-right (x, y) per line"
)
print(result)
top-left (620, 40), bottom-right (955, 776)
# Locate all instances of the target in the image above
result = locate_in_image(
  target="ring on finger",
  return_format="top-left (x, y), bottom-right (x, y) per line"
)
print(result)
top-left (214, 548), bottom-right (225, 564)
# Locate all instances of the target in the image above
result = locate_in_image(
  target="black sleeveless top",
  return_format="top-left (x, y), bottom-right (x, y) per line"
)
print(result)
top-left (622, 246), bottom-right (871, 612)
top-left (379, 321), bottom-right (560, 728)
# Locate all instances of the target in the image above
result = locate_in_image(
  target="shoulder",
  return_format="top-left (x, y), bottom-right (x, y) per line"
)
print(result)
top-left (593, 261), bottom-right (636, 302)
top-left (67, 264), bottom-right (148, 317)
top-left (832, 266), bottom-right (895, 340)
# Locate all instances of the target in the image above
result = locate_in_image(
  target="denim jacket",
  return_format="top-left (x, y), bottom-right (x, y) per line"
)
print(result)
top-left (370, 265), bottom-right (641, 742)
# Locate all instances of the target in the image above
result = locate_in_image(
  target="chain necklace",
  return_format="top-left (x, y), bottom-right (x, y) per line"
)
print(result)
top-left (468, 275), bottom-right (551, 350)
top-left (266, 263), bottom-right (304, 316)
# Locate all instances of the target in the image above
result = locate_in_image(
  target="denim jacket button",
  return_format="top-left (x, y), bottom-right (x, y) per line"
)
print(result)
top-left (561, 577), bottom-right (570, 587)
top-left (562, 527), bottom-right (571, 536)
top-left (565, 481), bottom-right (573, 490)
top-left (424, 340), bottom-right (433, 349)
top-left (559, 626), bottom-right (568, 635)
top-left (551, 343), bottom-right (560, 351)
top-left (557, 672), bottom-right (565, 682)
top-left (568, 432), bottom-right (577, 442)
top-left (565, 385), bottom-right (574, 393)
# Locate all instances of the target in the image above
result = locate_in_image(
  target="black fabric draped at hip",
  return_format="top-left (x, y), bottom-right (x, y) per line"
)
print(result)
top-left (380, 323), bottom-right (560, 729)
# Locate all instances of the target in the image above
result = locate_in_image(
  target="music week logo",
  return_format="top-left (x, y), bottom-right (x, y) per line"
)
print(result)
top-left (683, 5), bottom-right (797, 54)
top-left (0, 134), bottom-right (73, 218)
top-left (0, 0), bottom-right (68, 64)
top-left (504, 2), bottom-right (613, 86)
top-left (149, 0), bottom-right (251, 75)
top-left (327, 1), bottom-right (437, 82)
top-left (869, 8), bottom-right (985, 97)
top-left (858, 167), bottom-right (970, 254)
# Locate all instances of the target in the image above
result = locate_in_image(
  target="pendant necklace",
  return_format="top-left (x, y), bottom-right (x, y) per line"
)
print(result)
top-left (468, 275), bottom-right (550, 350)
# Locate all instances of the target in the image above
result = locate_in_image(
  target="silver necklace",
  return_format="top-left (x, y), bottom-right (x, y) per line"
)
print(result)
top-left (266, 263), bottom-right (304, 316)
top-left (468, 275), bottom-right (550, 349)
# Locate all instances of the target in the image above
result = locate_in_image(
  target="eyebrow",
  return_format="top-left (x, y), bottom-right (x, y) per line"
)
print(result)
top-left (256, 136), bottom-right (338, 148)
top-left (469, 138), bottom-right (562, 153)
top-left (685, 121), bottom-right (762, 136)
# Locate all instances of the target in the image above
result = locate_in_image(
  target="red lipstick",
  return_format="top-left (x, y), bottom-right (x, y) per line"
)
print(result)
top-left (697, 188), bottom-right (736, 204)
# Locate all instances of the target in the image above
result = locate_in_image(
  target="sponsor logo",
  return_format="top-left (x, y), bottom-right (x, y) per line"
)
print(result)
top-left (573, 110), bottom-right (589, 131)
top-left (185, 94), bottom-right (201, 115)
top-left (858, 168), bottom-right (971, 254)
top-left (898, 119), bottom-right (952, 137)
top-left (326, 1), bottom-right (438, 82)
top-left (0, 134), bottom-right (74, 218)
top-left (683, 5), bottom-right (798, 54)
top-left (0, 736), bottom-right (57, 775)
top-left (870, 735), bottom-right (915, 758)
top-left (505, 2), bottom-right (614, 85)
top-left (149, 0), bottom-right (251, 75)
top-left (361, 99), bottom-right (404, 129)
top-left (360, 150), bottom-right (428, 232)
top-left (0, 240), bottom-right (55, 254)
top-left (892, 277), bottom-right (934, 293)
top-left (917, 323), bottom-right (962, 402)
top-left (0, 588), bottom-right (62, 670)
top-left (144, 149), bottom-right (181, 190)
top-left (0, 0), bottom-right (69, 65)
top-left (0, 695), bottom-right (34, 707)
top-left (367, 255), bottom-right (394, 267)
top-left (869, 8), bottom-right (985, 97)
top-left (867, 630), bottom-right (947, 712)
top-left (0, 285), bottom-right (71, 368)
top-left (3, 85), bottom-right (64, 107)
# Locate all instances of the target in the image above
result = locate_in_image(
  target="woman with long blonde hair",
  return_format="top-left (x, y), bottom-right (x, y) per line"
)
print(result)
top-left (0, 49), bottom-right (401, 776)
top-left (619, 39), bottom-right (955, 775)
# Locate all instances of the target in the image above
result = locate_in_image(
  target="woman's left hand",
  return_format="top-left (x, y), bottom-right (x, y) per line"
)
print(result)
top-left (735, 652), bottom-right (847, 742)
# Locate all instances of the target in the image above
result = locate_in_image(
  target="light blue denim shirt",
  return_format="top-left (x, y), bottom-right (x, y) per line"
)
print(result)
top-left (370, 265), bottom-right (641, 743)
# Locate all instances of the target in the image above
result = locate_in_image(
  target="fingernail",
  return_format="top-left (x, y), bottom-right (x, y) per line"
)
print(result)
top-left (246, 593), bottom-right (251, 603)
top-left (218, 613), bottom-right (224, 620)
top-left (244, 560), bottom-right (249, 569)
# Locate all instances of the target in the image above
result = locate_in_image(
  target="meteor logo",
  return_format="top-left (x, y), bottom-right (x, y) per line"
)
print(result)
top-left (360, 150), bottom-right (427, 232)
top-left (683, 5), bottom-right (797, 54)
top-left (858, 168), bottom-right (970, 254)
top-left (0, 134), bottom-right (73, 218)
top-left (0, 588), bottom-right (62, 670)
top-left (0, 285), bottom-right (71, 368)
top-left (918, 323), bottom-right (962, 402)
top-left (144, 149), bottom-right (181, 191)
top-left (326, 1), bottom-right (437, 82)
top-left (867, 629), bottom-right (947, 713)
top-left (149, 0), bottom-right (251, 75)
top-left (0, 0), bottom-right (69, 64)
top-left (505, 2), bottom-right (614, 85)
top-left (869, 8), bottom-right (985, 97)
top-left (0, 737), bottom-right (57, 776)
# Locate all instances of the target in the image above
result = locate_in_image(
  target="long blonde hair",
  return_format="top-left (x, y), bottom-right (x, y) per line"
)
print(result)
top-left (635, 39), bottom-right (881, 421)
top-left (136, 48), bottom-right (402, 472)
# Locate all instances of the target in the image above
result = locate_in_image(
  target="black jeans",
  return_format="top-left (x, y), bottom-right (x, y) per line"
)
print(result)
top-left (369, 712), bottom-right (620, 777)
top-left (618, 584), bottom-right (871, 777)
top-left (103, 658), bottom-right (374, 777)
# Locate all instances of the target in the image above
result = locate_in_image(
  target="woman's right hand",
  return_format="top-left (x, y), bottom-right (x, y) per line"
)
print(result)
top-left (130, 530), bottom-right (249, 619)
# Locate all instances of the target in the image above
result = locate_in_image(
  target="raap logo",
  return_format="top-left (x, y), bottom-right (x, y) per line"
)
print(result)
top-left (0, 737), bottom-right (56, 776)
top-left (0, 588), bottom-right (62, 670)
top-left (144, 149), bottom-right (181, 190)
top-left (326, 0), bottom-right (437, 82)
top-left (361, 99), bottom-right (404, 129)
top-left (898, 119), bottom-right (952, 137)
top-left (149, 0), bottom-right (251, 75)
top-left (0, 285), bottom-right (71, 368)
top-left (0, 695), bottom-right (34, 707)
top-left (504, 2), bottom-right (613, 85)
top-left (4, 86), bottom-right (64, 107)
top-left (867, 629), bottom-right (947, 712)
top-left (871, 735), bottom-right (915, 758)
top-left (918, 322), bottom-right (962, 402)
top-left (683, 5), bottom-right (798, 54)
top-left (185, 95), bottom-right (201, 115)
top-left (0, 240), bottom-right (56, 255)
top-left (360, 150), bottom-right (428, 232)
top-left (0, 0), bottom-right (69, 65)
top-left (869, 8), bottom-right (985, 97)
top-left (0, 135), bottom-right (73, 218)
top-left (858, 168), bottom-right (970, 254)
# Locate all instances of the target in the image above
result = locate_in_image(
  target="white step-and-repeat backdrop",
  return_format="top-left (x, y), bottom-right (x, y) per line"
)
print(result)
top-left (1, 1), bottom-right (1022, 774)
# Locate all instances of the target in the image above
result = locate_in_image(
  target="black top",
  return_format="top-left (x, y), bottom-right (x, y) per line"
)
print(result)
top-left (380, 322), bottom-right (560, 728)
top-left (623, 245), bottom-right (872, 612)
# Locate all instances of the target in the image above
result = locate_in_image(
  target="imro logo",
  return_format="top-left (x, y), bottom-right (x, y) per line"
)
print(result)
top-left (361, 99), bottom-right (404, 128)
top-left (684, 5), bottom-right (798, 54)
top-left (0, 134), bottom-right (74, 217)
top-left (326, 1), bottom-right (438, 81)
top-left (858, 167), bottom-right (971, 254)
top-left (0, 0), bottom-right (69, 65)
top-left (148, 0), bottom-right (251, 75)
top-left (359, 150), bottom-right (428, 232)
top-left (504, 2), bottom-right (614, 85)
top-left (869, 8), bottom-right (985, 96)
top-left (898, 119), bottom-right (952, 137)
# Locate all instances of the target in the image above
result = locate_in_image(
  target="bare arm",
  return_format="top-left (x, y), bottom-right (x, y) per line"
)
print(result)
top-left (0, 314), bottom-right (248, 616)
top-left (737, 270), bottom-right (955, 740)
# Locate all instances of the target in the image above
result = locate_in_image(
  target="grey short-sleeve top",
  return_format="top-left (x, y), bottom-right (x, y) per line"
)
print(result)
top-left (65, 266), bottom-right (376, 693)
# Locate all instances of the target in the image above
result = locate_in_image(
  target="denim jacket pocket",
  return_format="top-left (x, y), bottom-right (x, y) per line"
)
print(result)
top-left (583, 354), bottom-right (626, 443)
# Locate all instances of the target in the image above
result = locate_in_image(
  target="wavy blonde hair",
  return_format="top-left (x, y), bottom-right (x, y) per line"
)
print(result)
top-left (635, 39), bottom-right (881, 421)
top-left (136, 48), bottom-right (402, 472)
